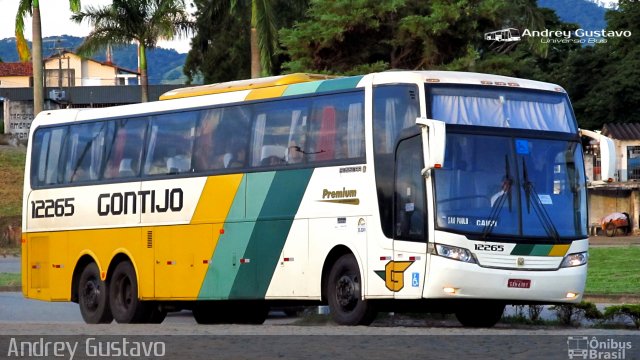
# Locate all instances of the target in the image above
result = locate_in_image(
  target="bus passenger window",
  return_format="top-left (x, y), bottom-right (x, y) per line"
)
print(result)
top-left (64, 122), bottom-right (110, 183)
top-left (103, 119), bottom-right (146, 180)
top-left (193, 107), bottom-right (250, 172)
top-left (315, 106), bottom-right (336, 161)
top-left (31, 127), bottom-right (67, 187)
top-left (144, 113), bottom-right (196, 175)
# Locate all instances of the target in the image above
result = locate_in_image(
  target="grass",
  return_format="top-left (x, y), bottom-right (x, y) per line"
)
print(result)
top-left (0, 272), bottom-right (20, 287)
top-left (586, 246), bottom-right (640, 295)
top-left (0, 147), bottom-right (26, 218)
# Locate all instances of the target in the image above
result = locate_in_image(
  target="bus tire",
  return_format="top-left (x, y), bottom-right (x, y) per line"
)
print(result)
top-left (326, 254), bottom-right (377, 325)
top-left (235, 301), bottom-right (268, 324)
top-left (455, 302), bottom-right (504, 328)
top-left (144, 302), bottom-right (167, 324)
top-left (78, 262), bottom-right (113, 324)
top-left (109, 261), bottom-right (147, 323)
top-left (192, 302), bottom-right (230, 324)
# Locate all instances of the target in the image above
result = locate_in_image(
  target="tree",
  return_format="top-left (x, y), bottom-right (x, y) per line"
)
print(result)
top-left (279, 0), bottom-right (530, 74)
top-left (184, 0), bottom-right (251, 83)
top-left (185, 0), bottom-right (307, 82)
top-left (548, 0), bottom-right (640, 129)
top-left (72, 0), bottom-right (193, 102)
top-left (15, 0), bottom-right (81, 115)
top-left (279, 0), bottom-right (560, 76)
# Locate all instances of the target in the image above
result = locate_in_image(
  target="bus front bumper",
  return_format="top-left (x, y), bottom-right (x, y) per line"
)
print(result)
top-left (423, 255), bottom-right (587, 303)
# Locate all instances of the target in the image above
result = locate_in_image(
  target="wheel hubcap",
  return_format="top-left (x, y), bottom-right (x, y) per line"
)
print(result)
top-left (83, 279), bottom-right (100, 312)
top-left (336, 274), bottom-right (359, 310)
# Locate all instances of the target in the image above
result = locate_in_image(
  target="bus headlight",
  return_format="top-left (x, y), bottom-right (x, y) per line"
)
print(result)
top-left (560, 252), bottom-right (588, 268)
top-left (435, 244), bottom-right (476, 264)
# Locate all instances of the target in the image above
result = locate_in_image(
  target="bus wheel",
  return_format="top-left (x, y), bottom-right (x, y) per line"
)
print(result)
top-left (78, 262), bottom-right (113, 324)
top-left (144, 302), bottom-right (167, 324)
top-left (455, 302), bottom-right (504, 328)
top-left (192, 302), bottom-right (229, 324)
top-left (109, 261), bottom-right (146, 323)
top-left (235, 301), bottom-right (268, 324)
top-left (326, 254), bottom-right (377, 325)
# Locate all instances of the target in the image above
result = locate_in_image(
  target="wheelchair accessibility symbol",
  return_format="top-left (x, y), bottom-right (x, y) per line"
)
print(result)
top-left (412, 273), bottom-right (419, 287)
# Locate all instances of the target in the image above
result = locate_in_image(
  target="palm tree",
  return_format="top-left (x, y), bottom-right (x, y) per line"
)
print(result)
top-left (202, 0), bottom-right (277, 78)
top-left (72, 0), bottom-right (193, 102)
top-left (242, 0), bottom-right (278, 78)
top-left (15, 0), bottom-right (81, 115)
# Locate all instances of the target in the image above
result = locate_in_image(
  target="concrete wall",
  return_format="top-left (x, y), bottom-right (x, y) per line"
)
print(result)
top-left (3, 100), bottom-right (34, 141)
top-left (2, 99), bottom-right (59, 141)
top-left (0, 76), bottom-right (31, 88)
top-left (588, 188), bottom-right (640, 233)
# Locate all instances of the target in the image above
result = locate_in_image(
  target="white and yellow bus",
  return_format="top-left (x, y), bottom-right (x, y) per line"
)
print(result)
top-left (23, 71), bottom-right (591, 327)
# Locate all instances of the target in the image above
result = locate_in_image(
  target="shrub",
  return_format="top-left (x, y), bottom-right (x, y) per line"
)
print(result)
top-left (550, 302), bottom-right (603, 326)
top-left (604, 305), bottom-right (640, 329)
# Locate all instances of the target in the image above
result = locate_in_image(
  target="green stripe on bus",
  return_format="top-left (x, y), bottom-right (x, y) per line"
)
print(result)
top-left (529, 244), bottom-right (553, 256)
top-left (510, 244), bottom-right (535, 256)
top-left (316, 76), bottom-right (363, 93)
top-left (198, 173), bottom-right (276, 299)
top-left (282, 81), bottom-right (323, 96)
top-left (510, 244), bottom-right (556, 256)
top-left (229, 169), bottom-right (313, 299)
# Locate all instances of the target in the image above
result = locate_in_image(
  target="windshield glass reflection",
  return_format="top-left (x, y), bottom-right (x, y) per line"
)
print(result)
top-left (434, 133), bottom-right (587, 240)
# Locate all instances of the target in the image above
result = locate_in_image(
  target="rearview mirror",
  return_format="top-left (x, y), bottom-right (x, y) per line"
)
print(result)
top-left (416, 117), bottom-right (446, 172)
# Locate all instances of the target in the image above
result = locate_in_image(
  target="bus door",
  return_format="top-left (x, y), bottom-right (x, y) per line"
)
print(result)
top-left (392, 135), bottom-right (428, 298)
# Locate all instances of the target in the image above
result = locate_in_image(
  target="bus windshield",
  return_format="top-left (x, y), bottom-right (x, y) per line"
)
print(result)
top-left (433, 133), bottom-right (587, 240)
top-left (430, 86), bottom-right (577, 133)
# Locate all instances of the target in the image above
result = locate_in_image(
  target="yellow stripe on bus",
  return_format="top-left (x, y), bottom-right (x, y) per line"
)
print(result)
top-left (548, 244), bottom-right (570, 257)
top-left (191, 175), bottom-right (244, 224)
top-left (244, 85), bottom-right (288, 101)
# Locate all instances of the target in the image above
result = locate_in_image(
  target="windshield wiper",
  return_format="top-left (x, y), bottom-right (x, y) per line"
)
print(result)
top-left (522, 158), bottom-right (560, 241)
top-left (482, 155), bottom-right (512, 239)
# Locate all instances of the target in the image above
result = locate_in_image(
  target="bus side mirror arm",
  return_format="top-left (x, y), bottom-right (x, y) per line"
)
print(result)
top-left (417, 117), bottom-right (446, 176)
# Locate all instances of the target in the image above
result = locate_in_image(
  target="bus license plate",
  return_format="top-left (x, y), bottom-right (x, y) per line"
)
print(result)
top-left (508, 279), bottom-right (531, 288)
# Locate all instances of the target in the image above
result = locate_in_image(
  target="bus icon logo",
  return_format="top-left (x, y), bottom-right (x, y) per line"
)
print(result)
top-left (567, 336), bottom-right (589, 359)
top-left (485, 28), bottom-right (521, 42)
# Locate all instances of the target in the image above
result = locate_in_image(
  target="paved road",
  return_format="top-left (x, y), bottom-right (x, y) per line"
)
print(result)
top-left (0, 257), bottom-right (19, 273)
top-left (0, 292), bottom-right (638, 359)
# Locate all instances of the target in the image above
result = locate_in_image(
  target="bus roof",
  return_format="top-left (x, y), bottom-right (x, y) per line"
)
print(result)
top-left (160, 73), bottom-right (336, 100)
top-left (161, 71), bottom-right (565, 101)
top-left (31, 71), bottom-right (566, 130)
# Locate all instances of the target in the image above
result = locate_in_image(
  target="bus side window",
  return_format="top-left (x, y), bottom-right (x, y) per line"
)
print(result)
top-left (193, 108), bottom-right (223, 171)
top-left (31, 127), bottom-right (67, 187)
top-left (64, 122), bottom-right (110, 183)
top-left (346, 102), bottom-right (364, 159)
top-left (315, 106), bottom-right (336, 161)
top-left (251, 100), bottom-right (304, 167)
top-left (103, 118), bottom-right (146, 180)
top-left (144, 113), bottom-right (196, 175)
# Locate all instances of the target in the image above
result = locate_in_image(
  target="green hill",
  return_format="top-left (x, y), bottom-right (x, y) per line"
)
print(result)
top-left (538, 0), bottom-right (607, 30)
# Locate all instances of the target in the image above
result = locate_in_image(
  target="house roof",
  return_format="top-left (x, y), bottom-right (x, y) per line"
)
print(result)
top-left (0, 62), bottom-right (33, 77)
top-left (602, 123), bottom-right (640, 140)
top-left (45, 50), bottom-right (140, 75)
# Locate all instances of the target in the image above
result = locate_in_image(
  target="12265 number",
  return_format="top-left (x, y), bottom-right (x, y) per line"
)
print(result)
top-left (31, 198), bottom-right (75, 218)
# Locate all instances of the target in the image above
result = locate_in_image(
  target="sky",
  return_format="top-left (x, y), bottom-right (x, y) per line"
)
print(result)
top-left (0, 0), bottom-right (194, 54)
